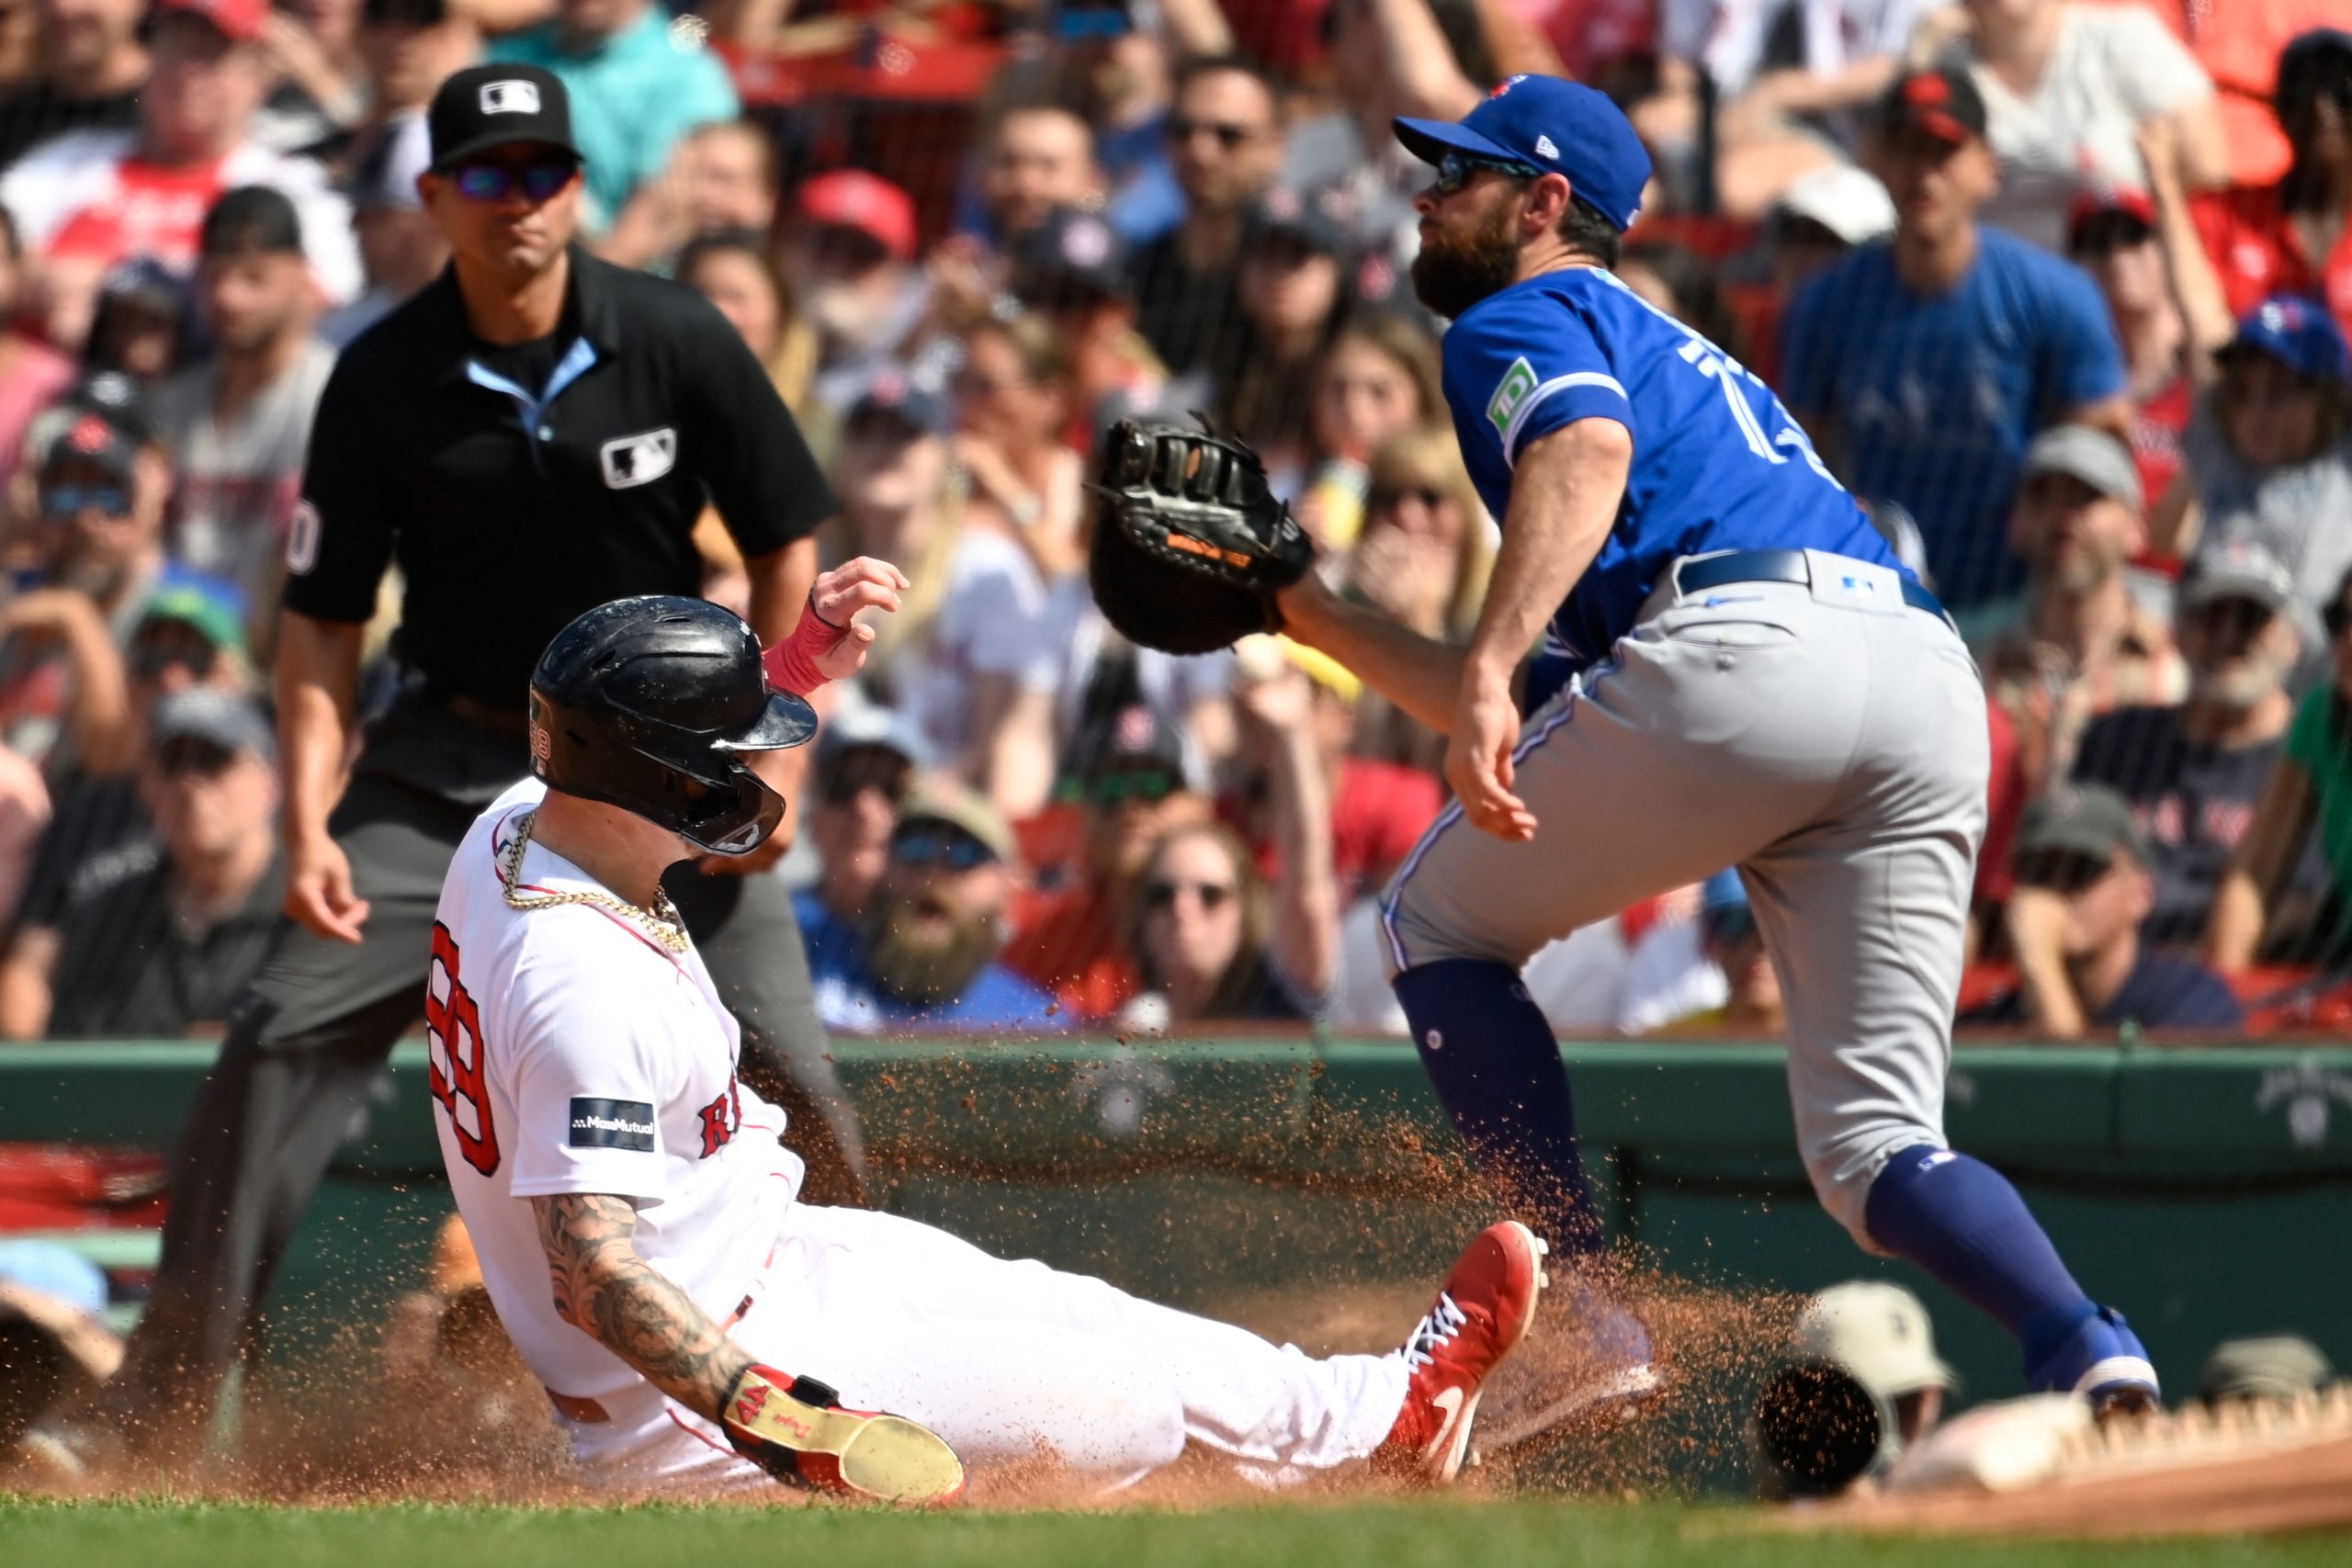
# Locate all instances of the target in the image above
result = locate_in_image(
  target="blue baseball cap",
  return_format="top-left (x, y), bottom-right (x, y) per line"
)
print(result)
top-left (1394, 74), bottom-right (1651, 231)
top-left (2220, 294), bottom-right (2351, 384)
top-left (0, 1239), bottom-right (108, 1318)
top-left (1699, 868), bottom-right (1756, 942)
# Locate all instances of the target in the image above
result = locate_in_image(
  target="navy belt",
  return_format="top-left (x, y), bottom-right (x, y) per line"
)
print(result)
top-left (1672, 549), bottom-right (1950, 624)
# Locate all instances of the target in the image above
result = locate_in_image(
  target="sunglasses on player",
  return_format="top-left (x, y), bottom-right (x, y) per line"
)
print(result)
top-left (1429, 151), bottom-right (1542, 198)
top-left (447, 158), bottom-right (579, 203)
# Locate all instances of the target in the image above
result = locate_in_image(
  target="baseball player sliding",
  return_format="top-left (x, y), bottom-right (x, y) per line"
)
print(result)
top-left (1085, 75), bottom-right (2158, 1438)
top-left (425, 564), bottom-right (1544, 1496)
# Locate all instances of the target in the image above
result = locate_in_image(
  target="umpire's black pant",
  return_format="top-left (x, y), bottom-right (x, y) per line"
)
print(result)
top-left (80, 710), bottom-right (864, 1456)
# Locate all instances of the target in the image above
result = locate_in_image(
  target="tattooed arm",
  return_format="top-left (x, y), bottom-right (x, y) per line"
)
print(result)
top-left (531, 1191), bottom-right (752, 1421)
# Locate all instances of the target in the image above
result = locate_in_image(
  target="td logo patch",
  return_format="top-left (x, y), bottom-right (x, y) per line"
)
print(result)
top-left (1486, 355), bottom-right (1538, 444)
top-left (600, 427), bottom-right (676, 489)
top-left (569, 1098), bottom-right (656, 1151)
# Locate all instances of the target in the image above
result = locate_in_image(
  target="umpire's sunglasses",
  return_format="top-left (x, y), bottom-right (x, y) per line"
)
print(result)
top-left (447, 157), bottom-right (579, 203)
top-left (1429, 151), bottom-right (1543, 198)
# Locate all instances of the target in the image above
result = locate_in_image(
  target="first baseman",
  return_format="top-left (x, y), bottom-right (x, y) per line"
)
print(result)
top-left (424, 580), bottom-right (1544, 1493)
top-left (1268, 75), bottom-right (2160, 1432)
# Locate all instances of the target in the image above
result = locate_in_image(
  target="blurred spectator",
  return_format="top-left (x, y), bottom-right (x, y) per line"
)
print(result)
top-left (676, 230), bottom-right (816, 415)
top-left (789, 171), bottom-right (926, 412)
top-left (1781, 65), bottom-right (2130, 607)
top-left (820, 376), bottom-right (961, 692)
top-left (254, 0), bottom-right (371, 154)
top-left (1121, 821), bottom-right (1325, 1029)
top-left (1008, 205), bottom-right (1170, 436)
top-left (1691, 0), bottom-right (1937, 218)
top-left (1028, 0), bottom-right (1185, 243)
top-left (485, 0), bottom-right (739, 229)
top-left (0, 403), bottom-right (189, 769)
top-left (0, 0), bottom-right (364, 350)
top-left (0, 209), bottom-right (75, 492)
top-left (2066, 187), bottom-right (2192, 512)
top-left (1971, 426), bottom-right (2179, 795)
top-left (2, 587), bottom-right (250, 1028)
top-left (2190, 28), bottom-right (2352, 343)
top-left (1650, 870), bottom-right (1786, 1037)
top-left (2199, 1335), bottom-right (2338, 1404)
top-left (83, 260), bottom-right (197, 384)
top-left (1132, 55), bottom-right (1284, 377)
top-left (152, 187), bottom-right (335, 618)
top-left (1939, 0), bottom-right (2225, 254)
top-left (942, 315), bottom-right (1084, 815)
top-left (10, 689), bottom-right (280, 1038)
top-left (356, 0), bottom-right (479, 130)
top-left (1224, 636), bottom-right (1437, 909)
top-left (1290, 310), bottom-right (1442, 548)
top-left (798, 704), bottom-right (925, 933)
top-left (0, 0), bottom-right (148, 170)
top-left (0, 1241), bottom-right (119, 1445)
top-left (1007, 699), bottom-right (1210, 1020)
top-left (1966, 784), bottom-right (2244, 1035)
top-left (322, 110), bottom-right (445, 347)
top-left (799, 784), bottom-right (1060, 1035)
top-left (1222, 186), bottom-right (1354, 463)
top-left (2073, 543), bottom-right (2310, 953)
top-left (1752, 1279), bottom-right (1956, 1498)
top-left (978, 102), bottom-right (1104, 247)
top-left (1618, 235), bottom-right (1747, 359)
top-left (1341, 423), bottom-right (1491, 774)
top-left (0, 743), bottom-right (47, 919)
top-left (599, 118), bottom-right (778, 273)
top-left (2212, 565), bottom-right (2352, 975)
top-left (1750, 164), bottom-right (1896, 384)
top-left (2177, 297), bottom-right (2352, 621)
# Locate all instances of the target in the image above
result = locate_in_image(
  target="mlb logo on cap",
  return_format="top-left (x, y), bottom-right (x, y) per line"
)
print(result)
top-left (480, 79), bottom-right (540, 115)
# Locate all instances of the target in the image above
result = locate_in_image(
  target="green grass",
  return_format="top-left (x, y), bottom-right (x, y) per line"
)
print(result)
top-left (3, 1497), bottom-right (2345, 1568)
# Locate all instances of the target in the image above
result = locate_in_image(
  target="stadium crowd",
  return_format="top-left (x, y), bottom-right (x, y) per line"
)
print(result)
top-left (0, 0), bottom-right (2341, 1045)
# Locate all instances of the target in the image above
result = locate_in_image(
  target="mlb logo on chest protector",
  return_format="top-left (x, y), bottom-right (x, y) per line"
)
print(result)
top-left (600, 427), bottom-right (676, 489)
top-left (480, 79), bottom-right (540, 114)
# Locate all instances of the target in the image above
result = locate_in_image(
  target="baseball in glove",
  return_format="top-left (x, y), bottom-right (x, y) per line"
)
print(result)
top-left (1089, 420), bottom-right (1315, 655)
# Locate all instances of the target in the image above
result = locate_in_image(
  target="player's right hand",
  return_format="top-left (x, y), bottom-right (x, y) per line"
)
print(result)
top-left (1448, 680), bottom-right (1538, 842)
top-left (286, 831), bottom-right (371, 943)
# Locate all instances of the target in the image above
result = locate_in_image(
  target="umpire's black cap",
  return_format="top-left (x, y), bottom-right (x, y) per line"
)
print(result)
top-left (426, 63), bottom-right (580, 173)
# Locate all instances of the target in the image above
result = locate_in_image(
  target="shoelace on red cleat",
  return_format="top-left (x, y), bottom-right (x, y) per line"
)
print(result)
top-left (1403, 1292), bottom-right (1471, 1371)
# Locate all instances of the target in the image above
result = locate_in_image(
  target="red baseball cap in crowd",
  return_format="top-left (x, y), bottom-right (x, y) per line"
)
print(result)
top-left (1877, 66), bottom-right (1987, 147)
top-left (156, 0), bottom-right (269, 43)
top-left (2065, 185), bottom-right (2155, 254)
top-left (797, 172), bottom-right (917, 265)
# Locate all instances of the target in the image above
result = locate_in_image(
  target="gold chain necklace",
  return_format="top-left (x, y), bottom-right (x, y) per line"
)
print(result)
top-left (498, 808), bottom-right (691, 954)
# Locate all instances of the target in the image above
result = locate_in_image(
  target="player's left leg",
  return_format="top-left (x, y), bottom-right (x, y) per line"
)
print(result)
top-left (672, 869), bottom-right (869, 1207)
top-left (712, 1209), bottom-right (1541, 1489)
top-left (1751, 604), bottom-right (2157, 1408)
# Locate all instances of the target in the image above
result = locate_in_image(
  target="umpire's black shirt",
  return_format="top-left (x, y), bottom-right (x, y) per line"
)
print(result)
top-left (285, 247), bottom-right (835, 709)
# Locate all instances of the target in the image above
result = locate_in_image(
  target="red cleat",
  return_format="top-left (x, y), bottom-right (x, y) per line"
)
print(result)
top-left (1374, 1220), bottom-right (1548, 1483)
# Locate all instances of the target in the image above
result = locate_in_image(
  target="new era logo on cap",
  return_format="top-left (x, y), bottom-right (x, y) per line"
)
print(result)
top-left (480, 79), bottom-right (540, 115)
top-left (1534, 134), bottom-right (1559, 160)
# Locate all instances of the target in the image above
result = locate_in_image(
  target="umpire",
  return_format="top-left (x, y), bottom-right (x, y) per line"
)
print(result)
top-left (28, 65), bottom-right (862, 1468)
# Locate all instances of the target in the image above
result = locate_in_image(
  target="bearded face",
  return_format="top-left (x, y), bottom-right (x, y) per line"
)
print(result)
top-left (1410, 186), bottom-right (1524, 320)
top-left (862, 870), bottom-right (1006, 1008)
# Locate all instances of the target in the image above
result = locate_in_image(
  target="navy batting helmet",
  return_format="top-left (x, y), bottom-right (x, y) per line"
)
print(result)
top-left (528, 595), bottom-right (817, 855)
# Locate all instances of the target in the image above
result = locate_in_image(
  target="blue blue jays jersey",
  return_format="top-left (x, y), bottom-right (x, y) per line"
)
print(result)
top-left (1441, 266), bottom-right (1897, 673)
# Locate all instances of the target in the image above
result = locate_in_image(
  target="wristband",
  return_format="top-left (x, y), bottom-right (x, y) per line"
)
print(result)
top-left (762, 591), bottom-right (851, 696)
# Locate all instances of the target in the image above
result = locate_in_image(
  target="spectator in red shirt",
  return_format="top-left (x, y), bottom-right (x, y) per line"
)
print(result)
top-left (2068, 187), bottom-right (2194, 521)
top-left (2190, 28), bottom-right (2352, 341)
top-left (1006, 700), bottom-right (1210, 1020)
top-left (1223, 635), bottom-right (1442, 908)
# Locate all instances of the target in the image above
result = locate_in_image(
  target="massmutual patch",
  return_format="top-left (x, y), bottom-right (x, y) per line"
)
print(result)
top-left (569, 1098), bottom-right (657, 1151)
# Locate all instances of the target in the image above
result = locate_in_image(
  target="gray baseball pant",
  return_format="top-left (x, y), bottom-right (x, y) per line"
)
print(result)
top-left (1381, 557), bottom-right (1990, 1244)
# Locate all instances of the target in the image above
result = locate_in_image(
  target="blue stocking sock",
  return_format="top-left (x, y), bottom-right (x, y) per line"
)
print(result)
top-left (1863, 1145), bottom-right (2098, 1366)
top-left (1393, 958), bottom-right (1604, 1255)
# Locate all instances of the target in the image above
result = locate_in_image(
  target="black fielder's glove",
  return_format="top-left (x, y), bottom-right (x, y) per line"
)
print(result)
top-left (1089, 420), bottom-right (1316, 655)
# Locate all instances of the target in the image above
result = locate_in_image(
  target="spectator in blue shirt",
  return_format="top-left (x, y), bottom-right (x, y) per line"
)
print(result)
top-left (1780, 66), bottom-right (2132, 608)
top-left (1964, 784), bottom-right (2245, 1036)
top-left (486, 0), bottom-right (738, 229)
top-left (797, 782), bottom-right (1063, 1037)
